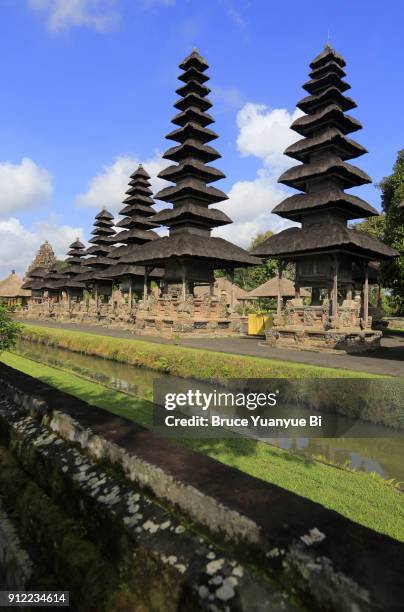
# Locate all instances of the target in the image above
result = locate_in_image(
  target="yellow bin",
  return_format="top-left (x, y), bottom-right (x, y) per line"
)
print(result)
top-left (248, 314), bottom-right (271, 335)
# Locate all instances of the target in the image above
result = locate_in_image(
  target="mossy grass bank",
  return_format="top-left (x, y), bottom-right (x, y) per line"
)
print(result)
top-left (1, 352), bottom-right (403, 542)
top-left (20, 324), bottom-right (379, 379)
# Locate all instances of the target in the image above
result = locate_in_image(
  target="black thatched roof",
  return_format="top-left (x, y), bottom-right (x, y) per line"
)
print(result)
top-left (272, 44), bottom-right (384, 226)
top-left (65, 238), bottom-right (86, 265)
top-left (99, 164), bottom-right (163, 282)
top-left (111, 164), bottom-right (158, 243)
top-left (73, 209), bottom-right (118, 284)
top-left (25, 266), bottom-right (47, 279)
top-left (119, 233), bottom-right (260, 267)
top-left (273, 189), bottom-right (378, 221)
top-left (120, 50), bottom-right (257, 273)
top-left (252, 224), bottom-right (398, 261)
top-left (310, 44), bottom-right (346, 69)
top-left (41, 264), bottom-right (66, 290)
top-left (21, 265), bottom-right (48, 290)
top-left (153, 48), bottom-right (230, 230)
top-left (152, 203), bottom-right (231, 227)
top-left (284, 128), bottom-right (367, 162)
top-left (279, 156), bottom-right (371, 190)
top-left (100, 263), bottom-right (164, 280)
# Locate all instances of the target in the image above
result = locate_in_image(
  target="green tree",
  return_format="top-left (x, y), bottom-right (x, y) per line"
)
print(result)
top-left (0, 306), bottom-right (22, 353)
top-left (234, 231), bottom-right (279, 290)
top-left (216, 231), bottom-right (278, 290)
top-left (378, 150), bottom-right (404, 315)
top-left (351, 215), bottom-right (386, 240)
top-left (216, 230), bottom-right (294, 291)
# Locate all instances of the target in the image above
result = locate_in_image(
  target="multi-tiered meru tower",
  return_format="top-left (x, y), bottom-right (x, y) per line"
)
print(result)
top-left (120, 50), bottom-right (259, 290)
top-left (253, 44), bottom-right (397, 352)
top-left (118, 49), bottom-right (259, 334)
top-left (55, 239), bottom-right (89, 299)
top-left (104, 164), bottom-right (163, 300)
top-left (75, 209), bottom-right (117, 300)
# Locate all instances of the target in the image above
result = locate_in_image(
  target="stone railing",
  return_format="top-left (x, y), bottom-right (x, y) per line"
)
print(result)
top-left (134, 294), bottom-right (241, 334)
top-left (276, 298), bottom-right (368, 331)
top-left (23, 293), bottom-right (244, 335)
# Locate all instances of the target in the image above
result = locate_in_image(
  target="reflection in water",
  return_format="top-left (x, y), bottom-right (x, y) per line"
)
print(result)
top-left (14, 339), bottom-right (404, 485)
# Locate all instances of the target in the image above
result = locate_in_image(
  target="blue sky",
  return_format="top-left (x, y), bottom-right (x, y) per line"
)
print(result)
top-left (0, 0), bottom-right (403, 276)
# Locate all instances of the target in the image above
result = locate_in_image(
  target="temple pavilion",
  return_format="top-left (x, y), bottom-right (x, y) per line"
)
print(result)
top-left (117, 49), bottom-right (259, 333)
top-left (253, 44), bottom-right (398, 352)
top-left (0, 271), bottom-right (31, 307)
top-left (75, 209), bottom-right (117, 302)
top-left (53, 239), bottom-right (88, 301)
top-left (102, 164), bottom-right (163, 302)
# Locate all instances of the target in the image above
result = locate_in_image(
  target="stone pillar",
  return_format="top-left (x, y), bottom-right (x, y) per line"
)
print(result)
top-left (229, 269), bottom-right (235, 310)
top-left (332, 256), bottom-right (339, 323)
top-left (363, 263), bottom-right (369, 328)
top-left (143, 267), bottom-right (149, 300)
top-left (295, 285), bottom-right (300, 299)
top-left (277, 263), bottom-right (283, 316)
top-left (181, 265), bottom-right (186, 300)
top-left (128, 279), bottom-right (132, 307)
top-left (346, 285), bottom-right (352, 300)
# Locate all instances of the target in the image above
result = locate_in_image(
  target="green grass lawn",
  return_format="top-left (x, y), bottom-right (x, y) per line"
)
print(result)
top-left (2, 351), bottom-right (403, 542)
top-left (20, 324), bottom-right (380, 379)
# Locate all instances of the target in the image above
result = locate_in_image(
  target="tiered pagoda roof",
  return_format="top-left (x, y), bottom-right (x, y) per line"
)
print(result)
top-left (54, 239), bottom-right (90, 289)
top-left (104, 165), bottom-right (163, 280)
top-left (76, 209), bottom-right (117, 282)
top-left (119, 49), bottom-right (259, 269)
top-left (41, 263), bottom-right (66, 291)
top-left (21, 266), bottom-right (48, 291)
top-left (254, 44), bottom-right (398, 261)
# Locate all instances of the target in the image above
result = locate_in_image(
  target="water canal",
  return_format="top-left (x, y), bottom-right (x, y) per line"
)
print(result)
top-left (13, 338), bottom-right (404, 486)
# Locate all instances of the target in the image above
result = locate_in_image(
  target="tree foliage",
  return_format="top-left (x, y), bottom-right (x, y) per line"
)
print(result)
top-left (351, 215), bottom-right (386, 240)
top-left (378, 150), bottom-right (404, 315)
top-left (0, 306), bottom-right (22, 353)
top-left (216, 230), bottom-right (295, 291)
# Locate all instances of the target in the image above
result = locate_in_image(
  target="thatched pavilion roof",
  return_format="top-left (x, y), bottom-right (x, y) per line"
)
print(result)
top-left (253, 225), bottom-right (398, 260)
top-left (247, 277), bottom-right (310, 299)
top-left (0, 271), bottom-right (31, 298)
top-left (194, 276), bottom-right (250, 301)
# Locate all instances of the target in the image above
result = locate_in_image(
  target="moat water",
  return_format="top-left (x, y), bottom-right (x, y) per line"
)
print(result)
top-left (14, 338), bottom-right (404, 486)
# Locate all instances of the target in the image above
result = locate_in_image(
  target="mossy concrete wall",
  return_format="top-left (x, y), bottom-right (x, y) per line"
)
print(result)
top-left (0, 362), bottom-right (403, 611)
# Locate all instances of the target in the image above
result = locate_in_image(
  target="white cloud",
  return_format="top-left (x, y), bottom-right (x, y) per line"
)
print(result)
top-left (76, 152), bottom-right (169, 211)
top-left (236, 103), bottom-right (303, 171)
top-left (214, 169), bottom-right (294, 248)
top-left (0, 217), bottom-right (84, 278)
top-left (0, 158), bottom-right (53, 217)
top-left (214, 103), bottom-right (303, 246)
top-left (27, 0), bottom-right (121, 33)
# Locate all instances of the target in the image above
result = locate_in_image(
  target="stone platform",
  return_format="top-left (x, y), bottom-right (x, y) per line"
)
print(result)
top-left (266, 299), bottom-right (382, 353)
top-left (266, 326), bottom-right (382, 354)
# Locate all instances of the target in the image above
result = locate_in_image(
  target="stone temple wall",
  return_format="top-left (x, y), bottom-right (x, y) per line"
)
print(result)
top-left (22, 294), bottom-right (246, 336)
top-left (0, 363), bottom-right (403, 611)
